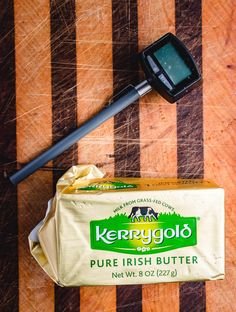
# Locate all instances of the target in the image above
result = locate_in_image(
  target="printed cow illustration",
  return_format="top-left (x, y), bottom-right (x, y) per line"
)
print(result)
top-left (128, 206), bottom-right (159, 222)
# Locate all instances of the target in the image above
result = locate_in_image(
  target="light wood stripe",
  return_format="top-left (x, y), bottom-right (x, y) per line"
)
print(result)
top-left (76, 1), bottom-right (116, 311)
top-left (111, 0), bottom-right (142, 311)
top-left (76, 0), bottom-right (114, 176)
top-left (138, 0), bottom-right (179, 311)
top-left (14, 0), bottom-right (54, 311)
top-left (203, 1), bottom-right (236, 311)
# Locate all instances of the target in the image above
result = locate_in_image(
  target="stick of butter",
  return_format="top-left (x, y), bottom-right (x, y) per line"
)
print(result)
top-left (29, 165), bottom-right (224, 286)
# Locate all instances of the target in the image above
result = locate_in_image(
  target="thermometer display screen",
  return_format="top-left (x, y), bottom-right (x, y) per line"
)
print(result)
top-left (154, 42), bottom-right (192, 85)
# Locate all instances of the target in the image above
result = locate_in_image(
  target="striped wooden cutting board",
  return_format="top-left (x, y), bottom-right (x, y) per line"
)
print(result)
top-left (0, 0), bottom-right (235, 311)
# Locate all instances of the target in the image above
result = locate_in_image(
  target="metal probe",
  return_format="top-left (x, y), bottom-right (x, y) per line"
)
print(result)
top-left (9, 80), bottom-right (152, 185)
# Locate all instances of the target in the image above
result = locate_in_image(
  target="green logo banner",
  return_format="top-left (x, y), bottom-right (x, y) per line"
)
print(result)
top-left (90, 213), bottom-right (197, 255)
top-left (77, 180), bottom-right (137, 191)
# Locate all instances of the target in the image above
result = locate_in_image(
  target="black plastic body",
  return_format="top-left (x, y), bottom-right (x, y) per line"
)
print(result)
top-left (140, 33), bottom-right (201, 103)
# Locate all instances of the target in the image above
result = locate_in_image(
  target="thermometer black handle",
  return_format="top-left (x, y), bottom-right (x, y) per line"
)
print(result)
top-left (9, 82), bottom-right (151, 185)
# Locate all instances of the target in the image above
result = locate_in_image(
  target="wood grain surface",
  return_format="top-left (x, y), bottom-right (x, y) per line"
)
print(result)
top-left (175, 1), bottom-right (205, 311)
top-left (203, 1), bottom-right (236, 311)
top-left (14, 1), bottom-right (54, 311)
top-left (139, 1), bottom-right (179, 311)
top-left (77, 1), bottom-right (116, 311)
top-left (49, 1), bottom-right (80, 311)
top-left (0, 0), bottom-right (235, 311)
top-left (0, 1), bottom-right (18, 311)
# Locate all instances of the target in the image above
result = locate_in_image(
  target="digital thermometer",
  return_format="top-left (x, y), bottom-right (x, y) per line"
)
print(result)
top-left (10, 33), bottom-right (201, 184)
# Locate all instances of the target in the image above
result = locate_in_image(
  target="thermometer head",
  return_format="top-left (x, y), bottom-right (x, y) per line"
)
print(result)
top-left (140, 33), bottom-right (201, 103)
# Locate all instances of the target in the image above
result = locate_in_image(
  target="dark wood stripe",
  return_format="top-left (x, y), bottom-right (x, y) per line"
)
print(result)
top-left (112, 1), bottom-right (141, 311)
top-left (175, 1), bottom-right (205, 311)
top-left (0, 1), bottom-right (18, 311)
top-left (50, 0), bottom-right (79, 310)
top-left (112, 0), bottom-right (140, 178)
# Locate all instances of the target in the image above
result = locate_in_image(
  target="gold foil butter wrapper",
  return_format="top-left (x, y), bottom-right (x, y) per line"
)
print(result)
top-left (29, 164), bottom-right (225, 286)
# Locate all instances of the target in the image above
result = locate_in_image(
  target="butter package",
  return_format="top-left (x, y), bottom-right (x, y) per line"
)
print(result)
top-left (29, 165), bottom-right (224, 286)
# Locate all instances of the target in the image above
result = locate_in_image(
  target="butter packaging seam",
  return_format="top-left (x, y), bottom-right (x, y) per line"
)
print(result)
top-left (29, 165), bottom-right (225, 286)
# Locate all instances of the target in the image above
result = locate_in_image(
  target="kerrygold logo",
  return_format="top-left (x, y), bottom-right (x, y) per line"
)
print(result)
top-left (90, 211), bottom-right (197, 254)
